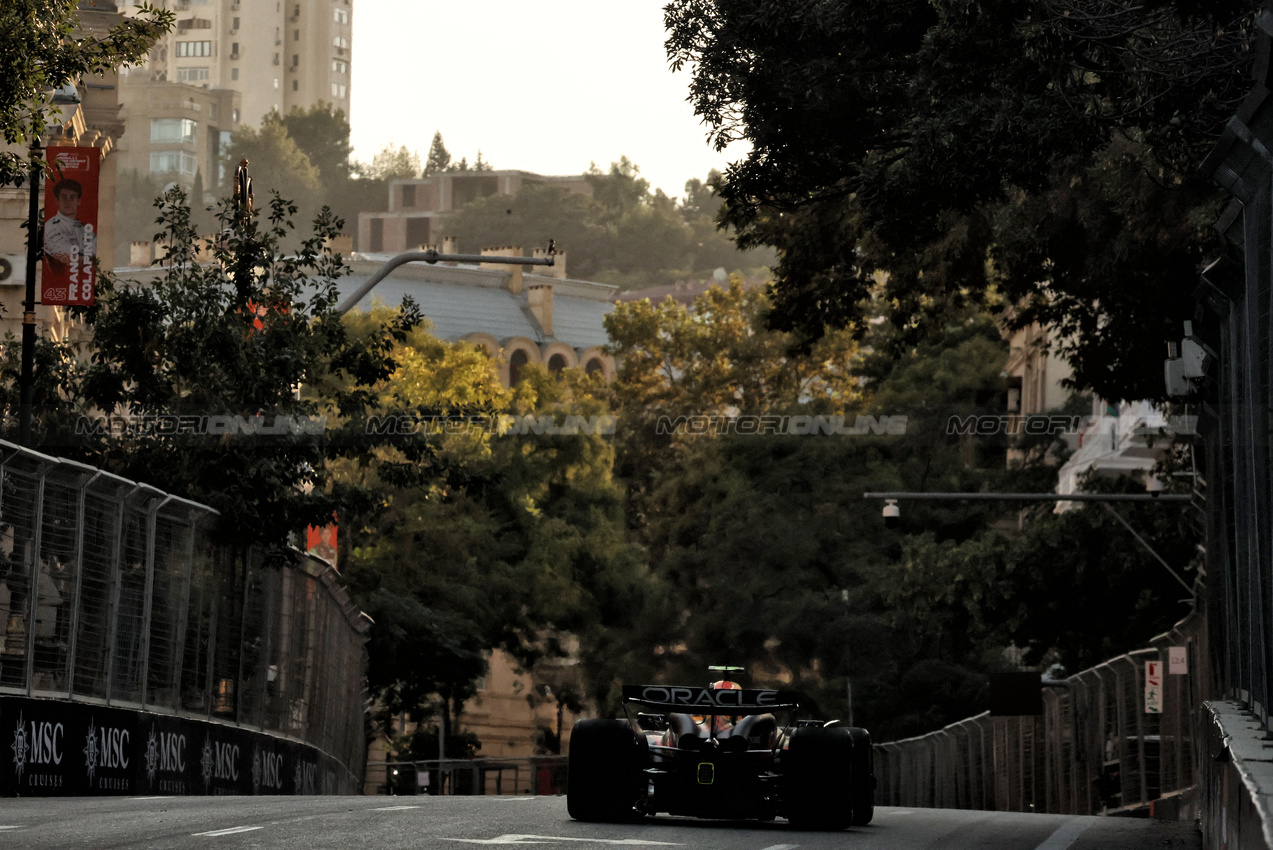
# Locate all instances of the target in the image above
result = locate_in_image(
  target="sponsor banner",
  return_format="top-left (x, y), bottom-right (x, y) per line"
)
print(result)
top-left (621, 685), bottom-right (802, 714)
top-left (41, 146), bottom-right (99, 306)
top-left (1145, 660), bottom-right (1164, 714)
top-left (0, 696), bottom-right (356, 796)
top-left (141, 714), bottom-right (195, 796)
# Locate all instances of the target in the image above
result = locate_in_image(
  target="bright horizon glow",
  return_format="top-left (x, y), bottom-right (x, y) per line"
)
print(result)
top-left (349, 0), bottom-right (748, 199)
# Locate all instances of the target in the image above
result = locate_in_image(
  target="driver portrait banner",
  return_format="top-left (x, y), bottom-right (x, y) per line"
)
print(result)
top-left (41, 145), bottom-right (99, 306)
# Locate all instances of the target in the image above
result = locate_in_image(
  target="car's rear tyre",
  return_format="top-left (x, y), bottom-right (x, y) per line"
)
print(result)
top-left (783, 726), bottom-right (853, 830)
top-left (567, 719), bottom-right (641, 822)
top-left (847, 726), bottom-right (875, 826)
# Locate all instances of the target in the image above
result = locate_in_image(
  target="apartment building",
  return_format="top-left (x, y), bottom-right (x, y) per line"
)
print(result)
top-left (115, 77), bottom-right (240, 200)
top-left (123, 0), bottom-right (352, 128)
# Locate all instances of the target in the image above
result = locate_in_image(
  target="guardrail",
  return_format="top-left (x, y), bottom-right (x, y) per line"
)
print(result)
top-left (875, 612), bottom-right (1205, 816)
top-left (0, 440), bottom-right (369, 793)
top-left (367, 757), bottom-right (568, 797)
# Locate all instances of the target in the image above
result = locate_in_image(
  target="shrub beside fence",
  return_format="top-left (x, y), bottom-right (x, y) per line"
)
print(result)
top-left (875, 612), bottom-right (1206, 815)
top-left (0, 441), bottom-right (369, 793)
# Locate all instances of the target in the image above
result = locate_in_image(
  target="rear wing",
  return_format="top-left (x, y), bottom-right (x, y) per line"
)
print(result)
top-left (622, 685), bottom-right (802, 715)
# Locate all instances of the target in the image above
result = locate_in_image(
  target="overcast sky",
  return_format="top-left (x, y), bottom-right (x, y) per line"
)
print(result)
top-left (348, 0), bottom-right (747, 199)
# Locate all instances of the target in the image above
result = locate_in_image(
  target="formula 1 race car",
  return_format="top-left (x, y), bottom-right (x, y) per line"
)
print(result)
top-left (567, 671), bottom-right (875, 830)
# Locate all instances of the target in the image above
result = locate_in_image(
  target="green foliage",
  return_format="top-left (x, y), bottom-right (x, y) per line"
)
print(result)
top-left (444, 160), bottom-right (772, 290)
top-left (336, 319), bottom-right (649, 731)
top-left (70, 188), bottom-right (419, 545)
top-left (603, 280), bottom-right (1195, 737)
top-left (360, 143), bottom-right (422, 181)
top-left (276, 104), bottom-right (392, 238)
top-left (445, 182), bottom-right (598, 272)
top-left (222, 112), bottom-right (324, 217)
top-left (424, 131), bottom-right (451, 176)
top-left (888, 472), bottom-right (1200, 674)
top-left (663, 0), bottom-right (1258, 400)
top-left (0, 1), bottom-right (173, 185)
top-left (281, 101), bottom-right (353, 184)
top-left (603, 282), bottom-right (1023, 735)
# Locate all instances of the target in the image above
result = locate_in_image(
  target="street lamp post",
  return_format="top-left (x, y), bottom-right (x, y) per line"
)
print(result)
top-left (18, 136), bottom-right (43, 446)
top-left (335, 242), bottom-right (557, 317)
top-left (18, 84), bottom-right (81, 446)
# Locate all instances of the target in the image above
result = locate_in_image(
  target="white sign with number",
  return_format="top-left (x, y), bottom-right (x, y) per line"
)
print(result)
top-left (1168, 646), bottom-right (1188, 675)
top-left (1145, 660), bottom-right (1163, 713)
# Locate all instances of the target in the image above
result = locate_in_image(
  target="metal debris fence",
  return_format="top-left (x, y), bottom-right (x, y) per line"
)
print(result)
top-left (367, 757), bottom-right (569, 797)
top-left (0, 441), bottom-right (369, 782)
top-left (874, 613), bottom-right (1206, 814)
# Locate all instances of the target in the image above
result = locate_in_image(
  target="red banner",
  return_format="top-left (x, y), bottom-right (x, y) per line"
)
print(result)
top-left (41, 146), bottom-right (100, 306)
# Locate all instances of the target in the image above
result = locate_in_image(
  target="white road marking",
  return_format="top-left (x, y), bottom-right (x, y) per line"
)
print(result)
top-left (1035, 819), bottom-right (1094, 850)
top-left (443, 836), bottom-right (683, 846)
top-left (759, 845), bottom-right (800, 850)
top-left (193, 826), bottom-right (265, 837)
top-left (372, 805), bottom-right (420, 811)
top-left (0, 826), bottom-right (22, 830)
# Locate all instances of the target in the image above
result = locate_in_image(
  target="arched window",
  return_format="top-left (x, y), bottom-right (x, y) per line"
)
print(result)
top-left (547, 353), bottom-right (568, 376)
top-left (509, 349), bottom-right (530, 385)
top-left (585, 358), bottom-right (604, 376)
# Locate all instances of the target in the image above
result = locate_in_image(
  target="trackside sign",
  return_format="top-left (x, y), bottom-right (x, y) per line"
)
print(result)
top-left (622, 686), bottom-right (801, 714)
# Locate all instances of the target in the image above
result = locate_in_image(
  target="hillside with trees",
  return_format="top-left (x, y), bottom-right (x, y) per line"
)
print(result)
top-left (444, 157), bottom-right (773, 291)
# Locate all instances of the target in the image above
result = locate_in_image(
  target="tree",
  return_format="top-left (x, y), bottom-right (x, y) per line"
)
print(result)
top-left (0, 1), bottom-right (173, 186)
top-left (887, 469), bottom-right (1201, 675)
top-left (281, 101), bottom-right (353, 184)
top-left (663, 0), bottom-right (1258, 400)
top-left (68, 188), bottom-right (420, 545)
top-left (443, 161), bottom-right (771, 290)
top-left (222, 112), bottom-right (324, 218)
top-left (335, 315), bottom-right (649, 735)
top-left (278, 102), bottom-right (394, 238)
top-left (444, 182), bottom-right (601, 271)
top-left (424, 131), bottom-right (451, 176)
top-left (603, 282), bottom-right (1032, 736)
top-left (359, 143), bottom-right (422, 181)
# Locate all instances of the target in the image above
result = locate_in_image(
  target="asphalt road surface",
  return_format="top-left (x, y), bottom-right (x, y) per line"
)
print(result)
top-left (0, 796), bottom-right (1202, 850)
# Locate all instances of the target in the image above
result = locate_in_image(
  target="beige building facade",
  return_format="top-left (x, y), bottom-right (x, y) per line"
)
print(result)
top-left (359, 171), bottom-right (592, 254)
top-left (0, 3), bottom-right (132, 347)
top-left (123, 0), bottom-right (352, 129)
top-left (114, 77), bottom-right (241, 200)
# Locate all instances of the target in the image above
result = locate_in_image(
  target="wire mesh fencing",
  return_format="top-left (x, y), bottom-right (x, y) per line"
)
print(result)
top-left (875, 612), bottom-right (1205, 814)
top-left (0, 441), bottom-right (369, 783)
